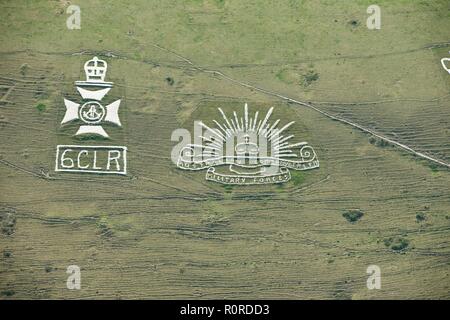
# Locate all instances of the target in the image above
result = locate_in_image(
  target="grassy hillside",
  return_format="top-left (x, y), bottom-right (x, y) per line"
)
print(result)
top-left (0, 0), bottom-right (449, 299)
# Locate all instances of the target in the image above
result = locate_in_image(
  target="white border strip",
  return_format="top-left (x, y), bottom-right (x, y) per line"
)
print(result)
top-left (55, 145), bottom-right (127, 175)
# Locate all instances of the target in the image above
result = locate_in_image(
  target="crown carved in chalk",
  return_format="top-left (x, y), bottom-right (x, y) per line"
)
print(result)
top-left (84, 56), bottom-right (107, 82)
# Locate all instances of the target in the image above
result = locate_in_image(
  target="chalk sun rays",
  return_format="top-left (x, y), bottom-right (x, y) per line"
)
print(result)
top-left (198, 104), bottom-right (305, 158)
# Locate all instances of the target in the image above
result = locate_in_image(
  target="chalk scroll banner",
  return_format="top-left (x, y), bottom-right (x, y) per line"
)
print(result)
top-left (205, 167), bottom-right (291, 185)
top-left (177, 144), bottom-right (319, 185)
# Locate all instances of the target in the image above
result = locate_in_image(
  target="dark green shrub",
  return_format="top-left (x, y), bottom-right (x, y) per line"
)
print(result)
top-left (416, 212), bottom-right (426, 222)
top-left (342, 210), bottom-right (364, 223)
top-left (36, 103), bottom-right (46, 112)
top-left (302, 70), bottom-right (319, 87)
top-left (384, 236), bottom-right (409, 251)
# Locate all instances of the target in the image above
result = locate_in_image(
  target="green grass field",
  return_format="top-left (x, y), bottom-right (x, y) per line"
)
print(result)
top-left (0, 0), bottom-right (449, 299)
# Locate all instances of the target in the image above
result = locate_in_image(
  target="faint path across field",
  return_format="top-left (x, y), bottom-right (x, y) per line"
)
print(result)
top-left (149, 43), bottom-right (450, 169)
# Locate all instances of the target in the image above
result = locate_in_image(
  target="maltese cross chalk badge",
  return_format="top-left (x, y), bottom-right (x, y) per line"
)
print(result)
top-left (61, 56), bottom-right (122, 138)
top-left (55, 56), bottom-right (127, 175)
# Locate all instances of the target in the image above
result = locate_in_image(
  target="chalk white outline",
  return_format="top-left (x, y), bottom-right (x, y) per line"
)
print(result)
top-left (55, 145), bottom-right (127, 175)
top-left (176, 103), bottom-right (319, 185)
top-left (63, 56), bottom-right (120, 137)
top-left (441, 56), bottom-right (450, 74)
top-left (76, 86), bottom-right (111, 101)
top-left (75, 81), bottom-right (113, 88)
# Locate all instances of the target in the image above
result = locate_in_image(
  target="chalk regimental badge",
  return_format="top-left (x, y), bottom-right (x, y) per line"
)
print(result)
top-left (62, 56), bottom-right (121, 138)
top-left (55, 56), bottom-right (127, 175)
top-left (177, 104), bottom-right (319, 185)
